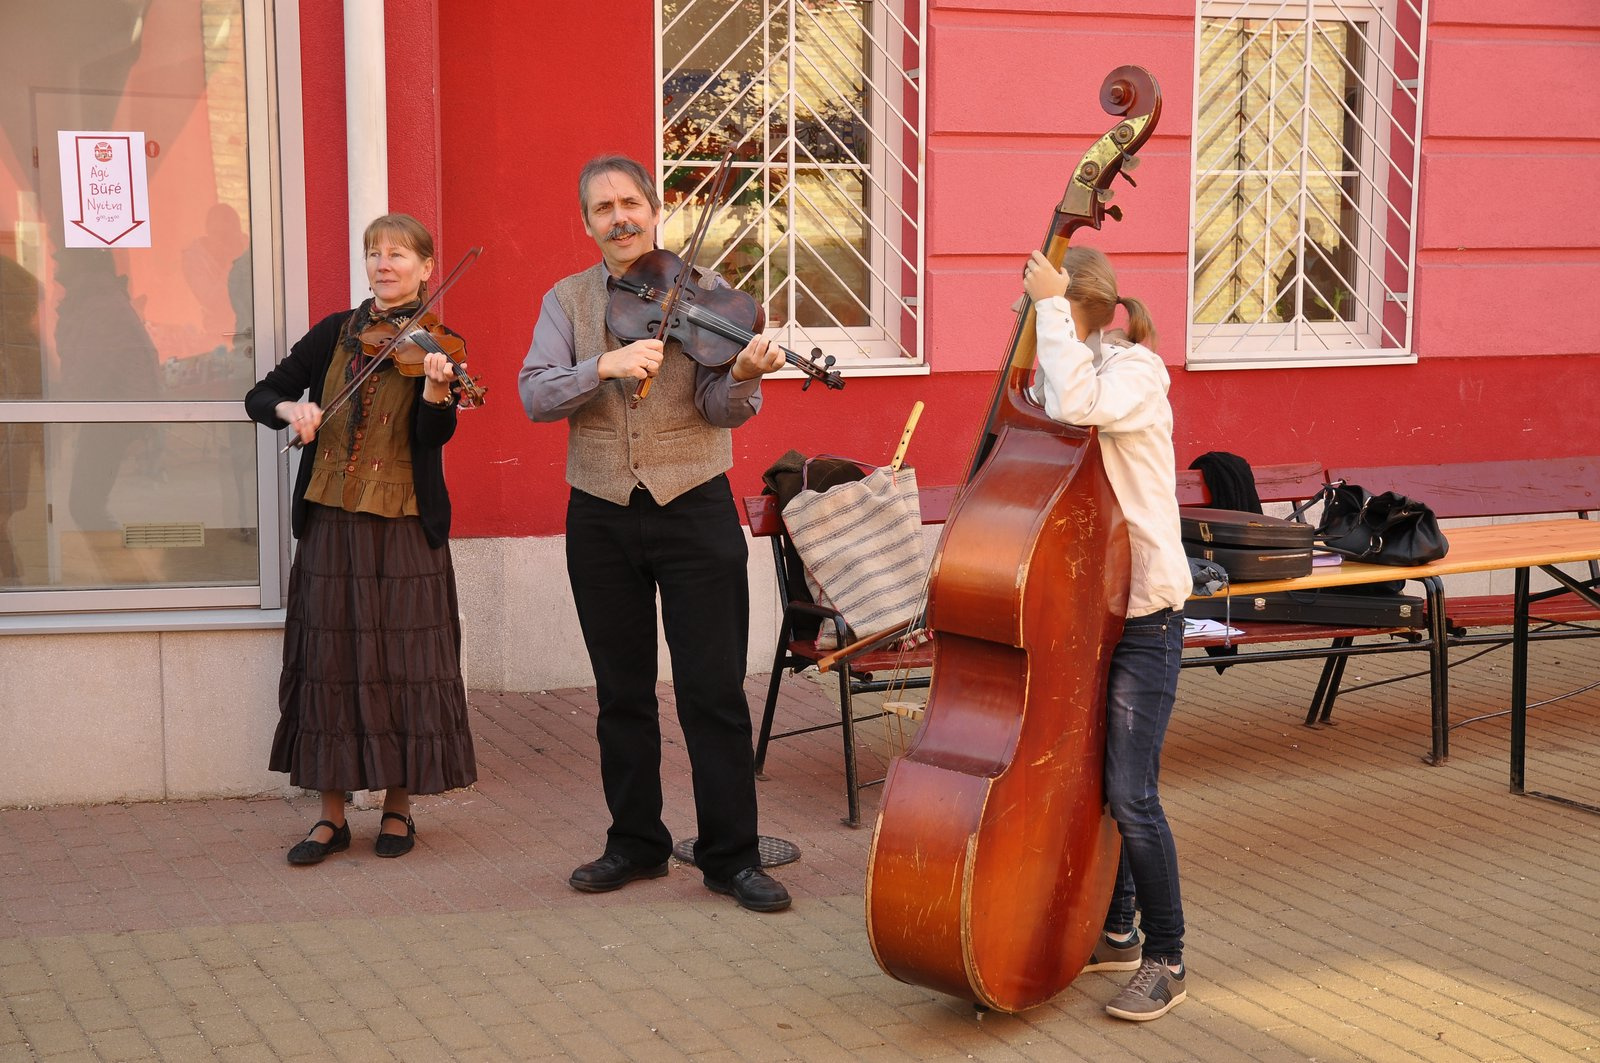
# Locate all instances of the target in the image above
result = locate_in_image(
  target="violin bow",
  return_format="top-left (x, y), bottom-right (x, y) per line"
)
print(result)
top-left (281, 245), bottom-right (483, 454)
top-left (631, 147), bottom-right (738, 407)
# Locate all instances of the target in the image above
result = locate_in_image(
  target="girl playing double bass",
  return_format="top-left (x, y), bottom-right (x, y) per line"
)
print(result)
top-left (1023, 245), bottom-right (1192, 1021)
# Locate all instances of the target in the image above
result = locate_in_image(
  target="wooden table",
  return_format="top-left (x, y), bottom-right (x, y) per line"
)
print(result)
top-left (1218, 519), bottom-right (1600, 806)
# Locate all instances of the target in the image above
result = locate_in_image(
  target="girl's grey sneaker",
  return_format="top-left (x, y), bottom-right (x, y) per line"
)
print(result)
top-left (1082, 928), bottom-right (1143, 972)
top-left (1105, 956), bottom-right (1186, 1021)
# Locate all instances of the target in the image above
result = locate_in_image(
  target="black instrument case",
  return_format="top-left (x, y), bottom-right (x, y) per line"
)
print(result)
top-left (1179, 507), bottom-right (1313, 581)
top-left (1187, 588), bottom-right (1426, 627)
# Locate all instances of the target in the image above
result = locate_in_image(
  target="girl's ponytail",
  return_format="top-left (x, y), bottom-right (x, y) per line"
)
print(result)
top-left (1119, 295), bottom-right (1157, 350)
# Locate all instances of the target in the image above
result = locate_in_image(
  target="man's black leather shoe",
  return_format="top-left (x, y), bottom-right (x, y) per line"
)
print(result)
top-left (704, 866), bottom-right (791, 912)
top-left (568, 852), bottom-right (669, 893)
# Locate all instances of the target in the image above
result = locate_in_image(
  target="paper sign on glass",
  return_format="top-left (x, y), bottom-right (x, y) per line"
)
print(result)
top-left (57, 131), bottom-right (151, 248)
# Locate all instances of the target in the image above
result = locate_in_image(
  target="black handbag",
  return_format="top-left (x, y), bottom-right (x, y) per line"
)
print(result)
top-left (1308, 480), bottom-right (1449, 566)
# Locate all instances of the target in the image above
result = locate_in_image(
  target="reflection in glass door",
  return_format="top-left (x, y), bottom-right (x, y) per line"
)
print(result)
top-left (0, 1), bottom-right (265, 602)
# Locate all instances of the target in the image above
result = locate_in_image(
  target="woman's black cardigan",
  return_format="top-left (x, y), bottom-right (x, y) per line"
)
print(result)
top-left (244, 309), bottom-right (458, 547)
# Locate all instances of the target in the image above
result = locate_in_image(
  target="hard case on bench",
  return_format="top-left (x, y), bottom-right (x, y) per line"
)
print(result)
top-left (1180, 506), bottom-right (1315, 581)
top-left (1187, 589), bottom-right (1427, 627)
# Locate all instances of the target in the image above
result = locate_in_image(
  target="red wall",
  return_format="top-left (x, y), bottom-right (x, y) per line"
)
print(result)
top-left (305, 1), bottom-right (1600, 540)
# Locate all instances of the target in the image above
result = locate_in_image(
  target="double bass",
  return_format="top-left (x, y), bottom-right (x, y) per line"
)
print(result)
top-left (864, 66), bottom-right (1162, 1014)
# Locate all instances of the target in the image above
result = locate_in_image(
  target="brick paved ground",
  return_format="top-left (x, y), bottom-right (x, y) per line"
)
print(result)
top-left (2, 634), bottom-right (1598, 1061)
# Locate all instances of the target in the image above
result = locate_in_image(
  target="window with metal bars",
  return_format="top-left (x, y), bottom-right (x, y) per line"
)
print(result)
top-left (1189, 0), bottom-right (1426, 368)
top-left (658, 0), bottom-right (924, 369)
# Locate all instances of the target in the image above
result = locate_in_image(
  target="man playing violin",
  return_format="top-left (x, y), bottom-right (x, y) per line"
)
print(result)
top-left (518, 154), bottom-right (791, 913)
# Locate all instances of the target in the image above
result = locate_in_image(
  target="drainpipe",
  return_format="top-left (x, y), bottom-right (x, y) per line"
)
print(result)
top-left (343, 0), bottom-right (390, 813)
top-left (344, 0), bottom-right (388, 305)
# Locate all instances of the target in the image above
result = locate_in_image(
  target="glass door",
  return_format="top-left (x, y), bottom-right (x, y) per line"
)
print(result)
top-left (0, 0), bottom-right (277, 608)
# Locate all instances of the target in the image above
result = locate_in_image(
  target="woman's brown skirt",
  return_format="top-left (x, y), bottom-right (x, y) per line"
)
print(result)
top-left (270, 505), bottom-right (477, 794)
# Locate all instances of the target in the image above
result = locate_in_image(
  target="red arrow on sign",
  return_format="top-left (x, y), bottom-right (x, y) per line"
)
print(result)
top-left (70, 136), bottom-right (146, 245)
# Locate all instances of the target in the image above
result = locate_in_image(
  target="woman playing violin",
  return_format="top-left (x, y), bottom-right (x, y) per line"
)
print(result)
top-left (245, 212), bottom-right (477, 865)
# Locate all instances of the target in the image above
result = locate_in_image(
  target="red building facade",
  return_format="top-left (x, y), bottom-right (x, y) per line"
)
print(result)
top-left (306, 1), bottom-right (1600, 543)
top-left (0, 1), bottom-right (1595, 803)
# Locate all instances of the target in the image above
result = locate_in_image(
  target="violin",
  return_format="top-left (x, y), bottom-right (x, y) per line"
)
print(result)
top-left (864, 66), bottom-right (1161, 1014)
top-left (605, 249), bottom-right (844, 392)
top-left (357, 311), bottom-right (488, 409)
top-left (282, 246), bottom-right (484, 453)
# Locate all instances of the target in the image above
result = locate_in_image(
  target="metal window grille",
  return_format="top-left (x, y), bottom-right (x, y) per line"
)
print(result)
top-left (658, 0), bottom-right (925, 366)
top-left (1189, 0), bottom-right (1427, 366)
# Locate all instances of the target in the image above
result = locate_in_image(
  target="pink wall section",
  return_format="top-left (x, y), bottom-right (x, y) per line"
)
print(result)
top-left (921, 3), bottom-right (1196, 377)
top-left (299, 1), bottom-right (1600, 540)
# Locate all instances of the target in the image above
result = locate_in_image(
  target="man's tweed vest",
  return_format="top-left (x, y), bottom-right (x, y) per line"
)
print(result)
top-left (554, 263), bottom-right (733, 506)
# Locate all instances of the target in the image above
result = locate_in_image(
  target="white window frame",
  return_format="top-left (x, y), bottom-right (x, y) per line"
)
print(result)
top-left (655, 0), bottom-right (927, 376)
top-left (1186, 0), bottom-right (1428, 370)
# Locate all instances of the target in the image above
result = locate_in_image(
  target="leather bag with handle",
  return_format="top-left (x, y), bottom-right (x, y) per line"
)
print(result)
top-left (1312, 480), bottom-right (1449, 566)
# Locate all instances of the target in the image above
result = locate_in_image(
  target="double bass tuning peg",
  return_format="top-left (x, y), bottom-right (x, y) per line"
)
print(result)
top-left (1115, 155), bottom-right (1141, 188)
top-left (1095, 186), bottom-right (1125, 222)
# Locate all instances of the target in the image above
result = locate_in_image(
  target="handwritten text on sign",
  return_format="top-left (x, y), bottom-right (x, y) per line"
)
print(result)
top-left (58, 131), bottom-right (151, 248)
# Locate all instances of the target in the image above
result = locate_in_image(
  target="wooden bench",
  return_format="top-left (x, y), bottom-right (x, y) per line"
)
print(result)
top-left (749, 462), bottom-right (1450, 822)
top-left (743, 485), bottom-right (957, 827)
top-left (1324, 457), bottom-right (1600, 754)
top-left (1329, 457), bottom-right (1600, 627)
top-left (1175, 462), bottom-right (1440, 739)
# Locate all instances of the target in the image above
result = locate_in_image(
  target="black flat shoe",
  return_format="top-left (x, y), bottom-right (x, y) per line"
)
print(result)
top-left (704, 866), bottom-right (791, 912)
top-left (569, 852), bottom-right (669, 893)
top-left (286, 819), bottom-right (351, 866)
top-left (374, 811), bottom-right (415, 858)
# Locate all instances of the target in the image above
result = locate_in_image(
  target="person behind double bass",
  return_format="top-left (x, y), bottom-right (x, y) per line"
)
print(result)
top-left (244, 212), bottom-right (478, 866)
top-left (1022, 244), bottom-right (1193, 1021)
top-left (517, 154), bottom-right (792, 913)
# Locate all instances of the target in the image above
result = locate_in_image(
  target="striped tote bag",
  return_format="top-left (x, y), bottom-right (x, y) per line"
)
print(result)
top-left (781, 462), bottom-right (926, 647)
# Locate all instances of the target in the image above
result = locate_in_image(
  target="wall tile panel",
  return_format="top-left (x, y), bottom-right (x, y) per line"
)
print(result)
top-left (929, 20), bottom-right (1195, 136)
top-left (1413, 259), bottom-right (1600, 359)
top-left (1424, 39), bottom-right (1600, 138)
top-left (0, 635), bottom-right (163, 806)
top-left (1429, 0), bottom-right (1600, 28)
top-left (1418, 154), bottom-right (1600, 250)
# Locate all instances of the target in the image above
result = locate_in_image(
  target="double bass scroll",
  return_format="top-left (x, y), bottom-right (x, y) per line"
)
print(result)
top-left (864, 66), bottom-right (1162, 1015)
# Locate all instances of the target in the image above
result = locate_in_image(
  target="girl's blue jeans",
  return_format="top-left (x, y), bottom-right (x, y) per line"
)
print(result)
top-left (1101, 606), bottom-right (1186, 963)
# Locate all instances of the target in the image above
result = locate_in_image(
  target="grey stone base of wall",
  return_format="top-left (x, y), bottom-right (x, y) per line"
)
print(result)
top-left (0, 628), bottom-right (293, 808)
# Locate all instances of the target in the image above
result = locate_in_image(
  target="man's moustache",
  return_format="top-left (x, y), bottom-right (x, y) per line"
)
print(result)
top-left (606, 222), bottom-right (646, 241)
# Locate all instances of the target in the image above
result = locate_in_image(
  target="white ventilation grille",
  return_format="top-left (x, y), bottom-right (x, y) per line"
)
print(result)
top-left (123, 523), bottom-right (207, 549)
